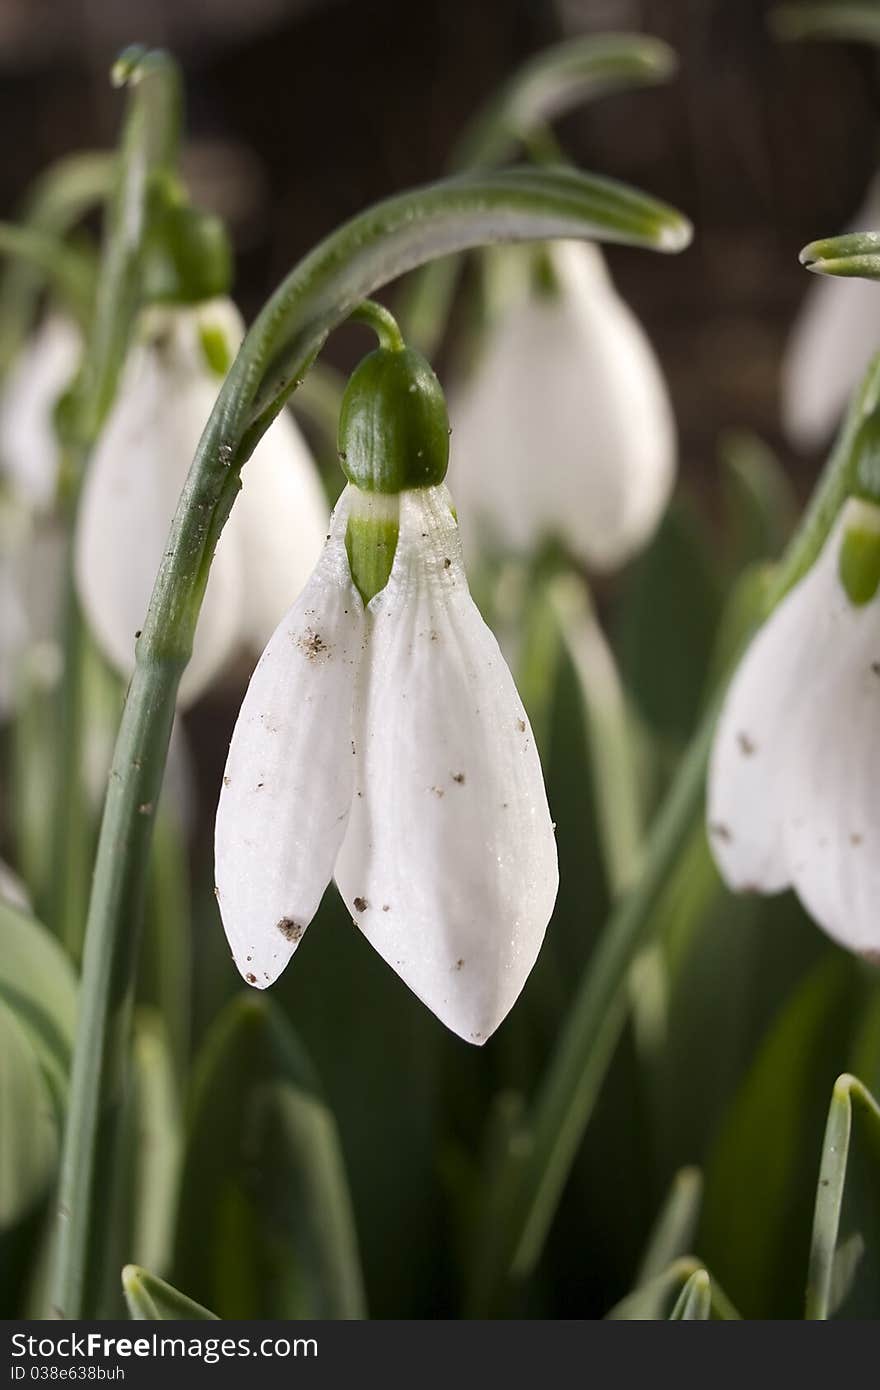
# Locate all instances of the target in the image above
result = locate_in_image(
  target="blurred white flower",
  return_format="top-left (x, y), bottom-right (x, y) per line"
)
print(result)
top-left (782, 175), bottom-right (880, 451)
top-left (0, 315), bottom-right (81, 511)
top-left (707, 497), bottom-right (880, 960)
top-left (449, 240), bottom-right (676, 571)
top-left (0, 857), bottom-right (30, 912)
top-left (74, 298), bottom-right (328, 705)
top-left (215, 482), bottom-right (558, 1043)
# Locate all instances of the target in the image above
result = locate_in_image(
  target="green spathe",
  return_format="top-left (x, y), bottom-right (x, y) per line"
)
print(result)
top-left (838, 513), bottom-right (880, 605)
top-left (338, 345), bottom-right (449, 494)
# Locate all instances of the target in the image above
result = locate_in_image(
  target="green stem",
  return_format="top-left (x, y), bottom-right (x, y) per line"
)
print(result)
top-left (347, 299), bottom-right (405, 351)
top-left (50, 163), bottom-right (690, 1317)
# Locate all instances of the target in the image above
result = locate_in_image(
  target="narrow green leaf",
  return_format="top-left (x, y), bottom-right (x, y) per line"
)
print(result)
top-left (806, 1073), bottom-right (880, 1319)
top-left (454, 34), bottom-right (678, 170)
top-left (607, 1256), bottom-right (740, 1320)
top-left (0, 150), bottom-right (113, 372)
top-left (701, 956), bottom-right (857, 1317)
top-left (669, 1268), bottom-right (712, 1319)
top-left (799, 232), bottom-right (880, 280)
top-left (771, 3), bottom-right (880, 45)
top-left (0, 900), bottom-right (77, 1105)
top-left (401, 33), bottom-right (679, 349)
top-left (615, 496), bottom-right (723, 746)
top-left (719, 430), bottom-right (796, 575)
top-left (122, 1265), bottom-right (217, 1320)
top-left (0, 1007), bottom-right (60, 1228)
top-left (637, 1167), bottom-right (704, 1284)
top-left (548, 574), bottom-right (644, 897)
top-left (174, 995), bottom-right (365, 1319)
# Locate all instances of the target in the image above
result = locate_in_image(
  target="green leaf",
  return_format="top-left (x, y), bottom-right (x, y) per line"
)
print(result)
top-left (174, 995), bottom-right (365, 1319)
top-left (0, 1007), bottom-right (60, 1229)
top-left (548, 574), bottom-right (643, 897)
top-left (719, 430), bottom-right (796, 575)
top-left (607, 1257), bottom-right (740, 1319)
top-left (615, 496), bottom-right (723, 746)
top-left (669, 1268), bottom-right (712, 1319)
top-left (400, 34), bottom-right (679, 350)
top-left (700, 955), bottom-right (858, 1317)
top-left (126, 1012), bottom-right (182, 1280)
top-left (0, 899), bottom-right (77, 1106)
top-left (122, 1265), bottom-right (217, 1320)
top-left (0, 150), bottom-right (112, 372)
top-left (799, 232), bottom-right (880, 281)
top-left (454, 33), bottom-right (678, 170)
top-left (636, 1167), bottom-right (703, 1284)
top-left (806, 1073), bottom-right (880, 1318)
top-left (770, 4), bottom-right (880, 45)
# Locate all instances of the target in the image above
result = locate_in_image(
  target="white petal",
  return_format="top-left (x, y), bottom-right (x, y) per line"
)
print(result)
top-left (334, 484), bottom-right (558, 1043)
top-left (775, 503), bottom-right (880, 958)
top-left (234, 407), bottom-right (329, 652)
top-left (780, 622), bottom-right (880, 960)
top-left (782, 175), bottom-right (880, 450)
top-left (214, 487), bottom-right (363, 987)
top-left (0, 316), bottom-right (81, 511)
top-left (74, 302), bottom-right (246, 704)
top-left (707, 502), bottom-right (865, 894)
top-left (449, 241), bottom-right (676, 571)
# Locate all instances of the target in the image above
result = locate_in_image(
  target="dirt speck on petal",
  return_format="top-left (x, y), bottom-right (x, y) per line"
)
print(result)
top-left (297, 628), bottom-right (331, 661)
top-left (245, 972), bottom-right (257, 984)
top-left (709, 822), bottom-right (733, 843)
top-left (736, 731), bottom-right (756, 757)
top-left (276, 917), bottom-right (304, 943)
top-left (353, 896), bottom-right (368, 912)
top-left (451, 771), bottom-right (465, 785)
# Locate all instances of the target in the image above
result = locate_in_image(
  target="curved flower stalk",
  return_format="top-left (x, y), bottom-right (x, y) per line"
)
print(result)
top-left (708, 497), bottom-right (880, 960)
top-left (449, 240), bottom-right (676, 570)
top-left (215, 321), bottom-right (558, 1043)
top-left (781, 175), bottom-right (880, 450)
top-left (74, 298), bottom-right (328, 703)
top-left (0, 315), bottom-right (81, 510)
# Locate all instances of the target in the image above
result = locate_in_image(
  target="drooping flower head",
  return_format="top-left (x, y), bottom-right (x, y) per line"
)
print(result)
top-left (708, 495), bottom-right (880, 960)
top-left (215, 316), bottom-right (559, 1042)
top-left (74, 298), bottom-right (328, 704)
top-left (449, 240), bottom-right (676, 571)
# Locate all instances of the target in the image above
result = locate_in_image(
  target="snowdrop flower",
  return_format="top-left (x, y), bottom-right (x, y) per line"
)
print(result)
top-left (782, 175), bottom-right (880, 451)
top-left (708, 496), bottom-right (880, 961)
top-left (74, 298), bottom-right (328, 704)
top-left (449, 240), bottom-right (676, 571)
top-left (0, 315), bottom-right (81, 511)
top-left (215, 330), bottom-right (558, 1042)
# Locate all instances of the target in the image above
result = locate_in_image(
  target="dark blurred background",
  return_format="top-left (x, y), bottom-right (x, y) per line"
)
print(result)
top-left (1, 0), bottom-right (878, 480)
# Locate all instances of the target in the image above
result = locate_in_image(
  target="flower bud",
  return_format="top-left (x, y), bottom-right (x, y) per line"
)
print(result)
top-left (337, 345), bottom-right (449, 495)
